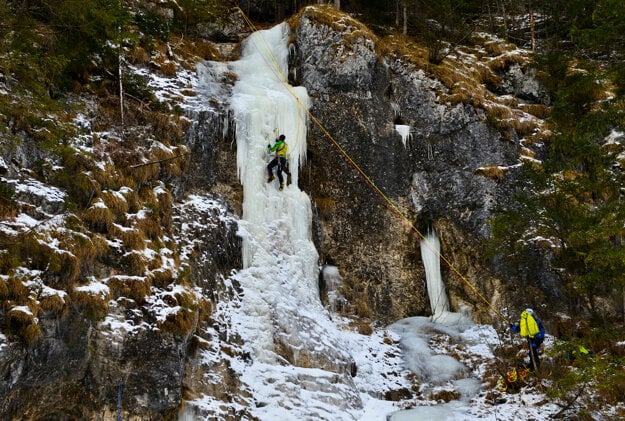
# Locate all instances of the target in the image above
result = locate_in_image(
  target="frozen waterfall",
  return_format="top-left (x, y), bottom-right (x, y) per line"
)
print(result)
top-left (227, 22), bottom-right (361, 420)
top-left (421, 230), bottom-right (450, 320)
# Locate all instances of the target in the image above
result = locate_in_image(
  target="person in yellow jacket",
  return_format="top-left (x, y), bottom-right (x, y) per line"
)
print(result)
top-left (511, 308), bottom-right (545, 371)
top-left (267, 134), bottom-right (290, 191)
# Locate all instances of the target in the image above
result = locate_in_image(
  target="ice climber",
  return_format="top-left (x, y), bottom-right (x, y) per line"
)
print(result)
top-left (511, 308), bottom-right (545, 371)
top-left (267, 134), bottom-right (290, 191)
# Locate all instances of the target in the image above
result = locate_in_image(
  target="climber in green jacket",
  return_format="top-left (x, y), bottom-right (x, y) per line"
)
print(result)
top-left (267, 134), bottom-right (290, 191)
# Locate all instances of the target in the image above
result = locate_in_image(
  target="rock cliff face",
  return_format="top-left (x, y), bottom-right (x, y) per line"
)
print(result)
top-left (292, 8), bottom-right (548, 323)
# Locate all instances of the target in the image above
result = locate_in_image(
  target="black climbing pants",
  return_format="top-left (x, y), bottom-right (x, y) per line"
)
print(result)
top-left (267, 157), bottom-right (288, 183)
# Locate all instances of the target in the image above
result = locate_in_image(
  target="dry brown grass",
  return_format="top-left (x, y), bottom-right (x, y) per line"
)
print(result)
top-left (110, 224), bottom-right (146, 250)
top-left (150, 268), bottom-right (174, 289)
top-left (21, 323), bottom-right (42, 346)
top-left (164, 34), bottom-right (221, 68)
top-left (121, 251), bottom-right (148, 276)
top-left (159, 307), bottom-right (198, 337)
top-left (91, 164), bottom-right (121, 192)
top-left (58, 251), bottom-right (81, 285)
top-left (293, 5), bottom-right (377, 43)
top-left (520, 147), bottom-right (536, 159)
top-left (7, 305), bottom-right (42, 346)
top-left (510, 112), bottom-right (539, 137)
top-left (523, 127), bottom-right (554, 146)
top-left (483, 100), bottom-right (514, 120)
top-left (119, 186), bottom-right (141, 213)
top-left (352, 295), bottom-right (373, 318)
top-left (155, 184), bottom-right (173, 208)
top-left (39, 293), bottom-right (67, 313)
top-left (128, 159), bottom-right (161, 187)
top-left (378, 29), bottom-right (547, 144)
top-left (0, 278), bottom-right (8, 298)
top-left (197, 297), bottom-right (212, 324)
top-left (82, 200), bottom-right (114, 233)
top-left (7, 305), bottom-right (37, 324)
top-left (519, 103), bottom-right (551, 119)
top-left (0, 249), bottom-right (19, 275)
top-left (108, 275), bottom-right (152, 303)
top-left (348, 319), bottom-right (373, 335)
top-left (53, 229), bottom-right (100, 277)
top-left (474, 166), bottom-right (506, 180)
top-left (133, 209), bottom-right (162, 240)
top-left (100, 190), bottom-right (129, 219)
top-left (314, 196), bottom-right (336, 218)
top-left (129, 46), bottom-right (150, 65)
top-left (0, 197), bottom-right (17, 220)
top-left (70, 284), bottom-right (110, 320)
top-left (378, 34), bottom-right (429, 68)
top-left (6, 277), bottom-right (29, 301)
top-left (16, 235), bottom-right (81, 286)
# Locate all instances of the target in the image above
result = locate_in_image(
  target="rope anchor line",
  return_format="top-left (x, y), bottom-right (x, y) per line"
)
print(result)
top-left (234, 6), bottom-right (510, 325)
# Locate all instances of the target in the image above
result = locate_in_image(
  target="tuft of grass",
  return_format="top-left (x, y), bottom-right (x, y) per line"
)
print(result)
top-left (150, 268), bottom-right (174, 289)
top-left (5, 276), bottom-right (29, 301)
top-left (21, 323), bottom-right (43, 346)
top-left (82, 199), bottom-right (114, 233)
top-left (111, 224), bottom-right (146, 250)
top-left (129, 45), bottom-right (150, 65)
top-left (70, 285), bottom-right (110, 321)
top-left (159, 307), bottom-right (198, 337)
top-left (349, 319), bottom-right (373, 335)
top-left (292, 5), bottom-right (377, 41)
top-left (121, 251), bottom-right (148, 276)
top-left (159, 61), bottom-right (177, 77)
top-left (0, 278), bottom-right (8, 298)
top-left (0, 249), bottom-right (20, 275)
top-left (314, 196), bottom-right (336, 219)
top-left (7, 305), bottom-right (42, 346)
top-left (107, 275), bottom-right (151, 304)
top-left (100, 190), bottom-right (130, 221)
top-left (39, 293), bottom-right (67, 314)
top-left (519, 103), bottom-right (551, 119)
top-left (15, 235), bottom-right (81, 287)
top-left (474, 166), bottom-right (506, 180)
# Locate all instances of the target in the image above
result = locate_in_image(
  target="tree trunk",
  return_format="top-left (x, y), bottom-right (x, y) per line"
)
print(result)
top-left (497, 0), bottom-right (509, 40)
top-left (529, 2), bottom-right (536, 52)
top-left (395, 0), bottom-right (400, 28)
top-left (118, 26), bottom-right (124, 139)
top-left (403, 3), bottom-right (408, 35)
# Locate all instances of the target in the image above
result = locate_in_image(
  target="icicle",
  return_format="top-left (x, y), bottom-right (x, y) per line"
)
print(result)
top-left (420, 230), bottom-right (450, 319)
top-left (395, 124), bottom-right (412, 148)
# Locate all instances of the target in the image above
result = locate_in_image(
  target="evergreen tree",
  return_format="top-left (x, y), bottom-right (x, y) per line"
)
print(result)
top-left (490, 63), bottom-right (625, 317)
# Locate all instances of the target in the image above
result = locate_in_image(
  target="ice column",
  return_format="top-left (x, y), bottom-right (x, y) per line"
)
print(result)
top-left (420, 230), bottom-right (450, 318)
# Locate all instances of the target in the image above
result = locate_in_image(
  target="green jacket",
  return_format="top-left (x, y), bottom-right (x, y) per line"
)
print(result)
top-left (268, 140), bottom-right (288, 158)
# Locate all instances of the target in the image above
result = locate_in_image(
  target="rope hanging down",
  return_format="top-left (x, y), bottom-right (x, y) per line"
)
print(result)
top-left (235, 7), bottom-right (510, 325)
top-left (238, 9), bottom-right (304, 145)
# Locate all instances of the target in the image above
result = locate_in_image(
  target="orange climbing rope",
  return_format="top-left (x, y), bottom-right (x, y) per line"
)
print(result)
top-left (235, 6), bottom-right (510, 324)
